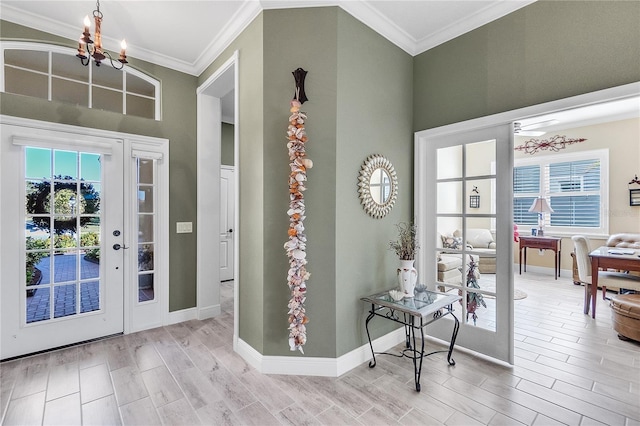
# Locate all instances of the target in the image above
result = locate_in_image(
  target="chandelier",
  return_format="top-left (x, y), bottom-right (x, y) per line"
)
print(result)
top-left (76, 0), bottom-right (127, 69)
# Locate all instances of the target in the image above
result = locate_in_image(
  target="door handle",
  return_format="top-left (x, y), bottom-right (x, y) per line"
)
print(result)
top-left (113, 243), bottom-right (129, 250)
top-left (228, 229), bottom-right (233, 233)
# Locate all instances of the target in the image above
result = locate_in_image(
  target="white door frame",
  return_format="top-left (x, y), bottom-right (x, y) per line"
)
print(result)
top-left (415, 81), bottom-right (640, 364)
top-left (0, 115), bottom-right (169, 341)
top-left (196, 51), bottom-right (240, 348)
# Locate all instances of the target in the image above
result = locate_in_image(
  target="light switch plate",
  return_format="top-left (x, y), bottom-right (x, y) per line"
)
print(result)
top-left (176, 222), bottom-right (193, 233)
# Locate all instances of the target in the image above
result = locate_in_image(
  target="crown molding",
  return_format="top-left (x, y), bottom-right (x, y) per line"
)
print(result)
top-left (1, 0), bottom-right (537, 75)
top-left (414, 0), bottom-right (536, 54)
top-left (191, 1), bottom-right (262, 76)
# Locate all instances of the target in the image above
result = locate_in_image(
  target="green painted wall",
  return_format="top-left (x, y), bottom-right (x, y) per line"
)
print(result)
top-left (0, 20), bottom-right (199, 312)
top-left (199, 15), bottom-right (265, 351)
top-left (413, 0), bottom-right (640, 131)
top-left (262, 7), bottom-right (339, 357)
top-left (221, 123), bottom-right (234, 166)
top-left (335, 10), bottom-right (414, 356)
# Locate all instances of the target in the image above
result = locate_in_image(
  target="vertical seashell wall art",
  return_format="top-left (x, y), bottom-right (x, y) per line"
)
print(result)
top-left (285, 68), bottom-right (311, 353)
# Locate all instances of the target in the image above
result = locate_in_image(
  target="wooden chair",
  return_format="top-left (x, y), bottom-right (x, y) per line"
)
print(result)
top-left (571, 235), bottom-right (640, 307)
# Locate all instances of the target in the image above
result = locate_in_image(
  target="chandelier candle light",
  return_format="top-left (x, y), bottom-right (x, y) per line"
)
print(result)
top-left (76, 0), bottom-right (127, 69)
top-left (285, 68), bottom-right (311, 353)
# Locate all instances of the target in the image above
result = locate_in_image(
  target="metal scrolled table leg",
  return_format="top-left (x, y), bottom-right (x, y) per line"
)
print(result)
top-left (447, 310), bottom-right (459, 366)
top-left (365, 306), bottom-right (377, 368)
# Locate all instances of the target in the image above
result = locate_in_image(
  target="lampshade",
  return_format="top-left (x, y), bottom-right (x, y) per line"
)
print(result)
top-left (528, 197), bottom-right (554, 213)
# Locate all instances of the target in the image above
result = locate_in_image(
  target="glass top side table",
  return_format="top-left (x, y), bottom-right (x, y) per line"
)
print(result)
top-left (361, 288), bottom-right (461, 392)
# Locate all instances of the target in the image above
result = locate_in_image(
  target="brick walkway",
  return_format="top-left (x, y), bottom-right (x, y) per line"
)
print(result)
top-left (26, 254), bottom-right (100, 323)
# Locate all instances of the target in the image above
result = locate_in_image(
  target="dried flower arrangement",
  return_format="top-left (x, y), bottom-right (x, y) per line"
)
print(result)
top-left (284, 79), bottom-right (312, 354)
top-left (389, 221), bottom-right (419, 260)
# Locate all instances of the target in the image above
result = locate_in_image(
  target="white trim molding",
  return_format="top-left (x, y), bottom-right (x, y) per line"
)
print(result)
top-left (236, 327), bottom-right (405, 377)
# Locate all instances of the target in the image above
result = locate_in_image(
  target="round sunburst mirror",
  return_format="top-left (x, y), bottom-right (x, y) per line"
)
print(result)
top-left (357, 154), bottom-right (398, 219)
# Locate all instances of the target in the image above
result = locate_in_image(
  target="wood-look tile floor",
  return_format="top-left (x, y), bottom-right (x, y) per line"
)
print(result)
top-left (2, 274), bottom-right (639, 425)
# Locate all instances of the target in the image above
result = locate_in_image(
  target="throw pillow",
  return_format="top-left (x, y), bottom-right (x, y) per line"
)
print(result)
top-left (441, 235), bottom-right (463, 250)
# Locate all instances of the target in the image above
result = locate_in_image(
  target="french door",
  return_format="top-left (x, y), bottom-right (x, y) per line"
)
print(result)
top-left (1, 123), bottom-right (124, 359)
top-left (415, 124), bottom-right (514, 363)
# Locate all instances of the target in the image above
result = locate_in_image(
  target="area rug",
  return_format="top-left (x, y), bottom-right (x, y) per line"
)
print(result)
top-left (478, 281), bottom-right (527, 300)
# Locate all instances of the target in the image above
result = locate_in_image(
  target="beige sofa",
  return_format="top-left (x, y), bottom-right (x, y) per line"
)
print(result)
top-left (436, 233), bottom-right (479, 284)
top-left (453, 228), bottom-right (496, 274)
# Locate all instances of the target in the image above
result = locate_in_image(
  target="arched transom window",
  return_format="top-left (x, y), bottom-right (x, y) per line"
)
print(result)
top-left (1, 42), bottom-right (160, 120)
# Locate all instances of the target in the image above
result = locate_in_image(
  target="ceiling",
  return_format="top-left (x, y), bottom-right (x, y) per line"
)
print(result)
top-left (0, 0), bottom-right (535, 76)
top-left (1, 0), bottom-right (638, 127)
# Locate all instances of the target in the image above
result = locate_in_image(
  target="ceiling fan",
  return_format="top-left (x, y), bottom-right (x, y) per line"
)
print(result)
top-left (514, 119), bottom-right (560, 136)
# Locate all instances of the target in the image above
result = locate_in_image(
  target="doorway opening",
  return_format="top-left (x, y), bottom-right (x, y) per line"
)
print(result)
top-left (196, 52), bottom-right (239, 348)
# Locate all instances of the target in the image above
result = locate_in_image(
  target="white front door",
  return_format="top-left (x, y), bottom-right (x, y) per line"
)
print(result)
top-left (416, 124), bottom-right (514, 363)
top-left (220, 166), bottom-right (235, 281)
top-left (1, 123), bottom-right (125, 359)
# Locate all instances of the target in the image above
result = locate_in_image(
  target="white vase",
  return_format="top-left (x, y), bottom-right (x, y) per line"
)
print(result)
top-left (397, 259), bottom-right (417, 297)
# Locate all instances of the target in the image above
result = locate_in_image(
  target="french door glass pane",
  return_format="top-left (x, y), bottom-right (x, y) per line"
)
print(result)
top-left (24, 146), bottom-right (103, 324)
top-left (437, 181), bottom-right (462, 214)
top-left (80, 281), bottom-right (100, 313)
top-left (437, 145), bottom-right (462, 179)
top-left (54, 284), bottom-right (77, 318)
top-left (26, 148), bottom-right (51, 178)
top-left (26, 287), bottom-right (50, 323)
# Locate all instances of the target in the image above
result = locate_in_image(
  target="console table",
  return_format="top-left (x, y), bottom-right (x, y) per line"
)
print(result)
top-left (519, 236), bottom-right (562, 279)
top-left (361, 289), bottom-right (461, 392)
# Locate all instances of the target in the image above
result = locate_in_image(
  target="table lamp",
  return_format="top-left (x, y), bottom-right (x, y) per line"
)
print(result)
top-left (528, 197), bottom-right (553, 236)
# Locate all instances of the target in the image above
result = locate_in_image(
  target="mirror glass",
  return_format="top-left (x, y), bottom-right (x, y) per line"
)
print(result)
top-left (370, 167), bottom-right (391, 204)
top-left (358, 154), bottom-right (398, 219)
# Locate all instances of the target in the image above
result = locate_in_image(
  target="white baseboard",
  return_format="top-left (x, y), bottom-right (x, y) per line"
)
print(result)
top-left (236, 327), bottom-right (405, 377)
top-left (198, 304), bottom-right (221, 320)
top-left (166, 307), bottom-right (197, 325)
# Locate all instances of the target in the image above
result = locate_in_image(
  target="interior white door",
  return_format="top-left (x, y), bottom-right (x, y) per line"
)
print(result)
top-left (220, 166), bottom-right (235, 281)
top-left (416, 124), bottom-right (514, 363)
top-left (1, 123), bottom-right (124, 359)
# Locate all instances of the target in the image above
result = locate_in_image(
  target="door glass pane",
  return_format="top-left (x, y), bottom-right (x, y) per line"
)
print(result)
top-left (139, 274), bottom-right (154, 303)
top-left (466, 139), bottom-right (496, 177)
top-left (81, 281), bottom-right (100, 313)
top-left (26, 148), bottom-right (51, 179)
top-left (27, 287), bottom-right (50, 323)
top-left (23, 145), bottom-right (103, 325)
top-left (138, 244), bottom-right (154, 272)
top-left (80, 153), bottom-right (101, 181)
top-left (137, 158), bottom-right (156, 302)
top-left (86, 183), bottom-right (102, 215)
top-left (54, 150), bottom-right (77, 179)
top-left (466, 179), bottom-right (495, 217)
top-left (138, 159), bottom-right (153, 184)
top-left (54, 284), bottom-right (77, 318)
top-left (437, 181), bottom-right (462, 214)
top-left (27, 247), bottom-right (50, 288)
top-left (53, 250), bottom-right (77, 283)
top-left (437, 145), bottom-right (462, 179)
top-left (138, 186), bottom-right (154, 213)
